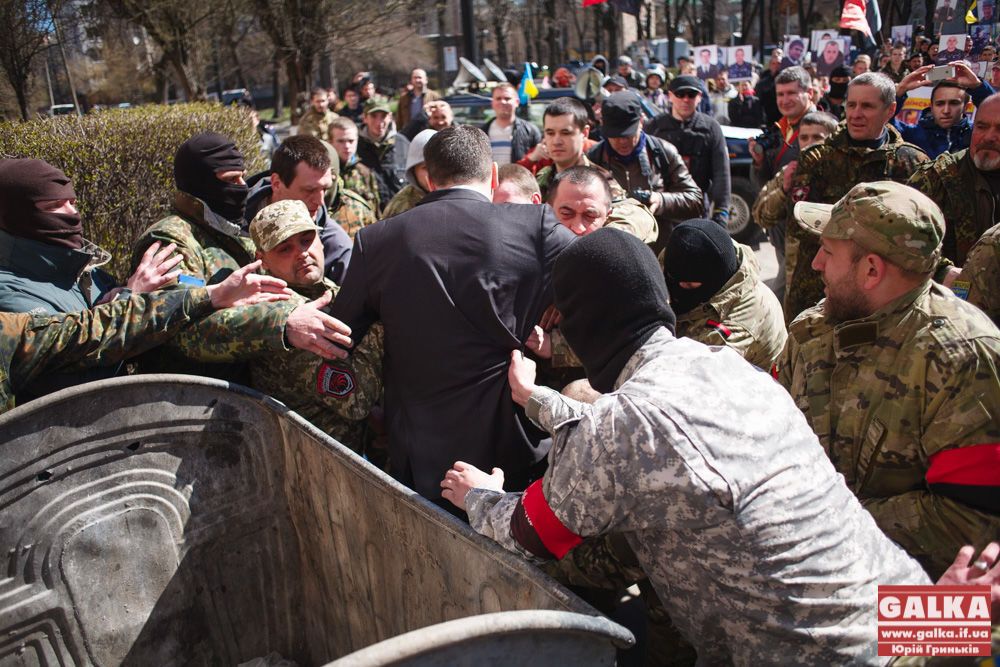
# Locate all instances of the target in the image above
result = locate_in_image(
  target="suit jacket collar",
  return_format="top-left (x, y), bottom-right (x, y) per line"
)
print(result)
top-left (416, 187), bottom-right (492, 207)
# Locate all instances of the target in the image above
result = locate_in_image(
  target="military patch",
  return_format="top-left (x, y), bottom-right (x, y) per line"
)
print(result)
top-left (317, 363), bottom-right (355, 397)
top-left (706, 319), bottom-right (732, 338)
top-left (790, 186), bottom-right (810, 202)
top-left (951, 280), bottom-right (971, 301)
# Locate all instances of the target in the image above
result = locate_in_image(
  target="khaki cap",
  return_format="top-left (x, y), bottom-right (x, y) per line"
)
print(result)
top-left (250, 199), bottom-right (317, 252)
top-left (793, 181), bottom-right (944, 273)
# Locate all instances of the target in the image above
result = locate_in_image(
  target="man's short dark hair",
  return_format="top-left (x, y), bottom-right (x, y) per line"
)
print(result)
top-left (310, 87), bottom-right (327, 98)
top-left (497, 163), bottom-right (540, 199)
top-left (543, 97), bottom-right (590, 132)
top-left (775, 66), bottom-right (811, 91)
top-left (546, 165), bottom-right (613, 207)
top-left (423, 125), bottom-right (493, 186)
top-left (271, 135), bottom-right (331, 186)
top-left (800, 111), bottom-right (839, 134)
top-left (930, 79), bottom-right (971, 105)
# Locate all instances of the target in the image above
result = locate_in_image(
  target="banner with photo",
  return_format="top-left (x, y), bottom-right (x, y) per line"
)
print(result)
top-left (725, 46), bottom-right (755, 80)
top-left (693, 44), bottom-right (721, 80)
top-left (890, 25), bottom-right (913, 47)
top-left (781, 36), bottom-right (809, 69)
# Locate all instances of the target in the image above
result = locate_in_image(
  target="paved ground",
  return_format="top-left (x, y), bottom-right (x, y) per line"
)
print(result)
top-left (751, 237), bottom-right (781, 290)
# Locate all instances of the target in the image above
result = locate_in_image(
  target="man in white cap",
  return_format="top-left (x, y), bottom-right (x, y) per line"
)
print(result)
top-left (382, 128), bottom-right (436, 218)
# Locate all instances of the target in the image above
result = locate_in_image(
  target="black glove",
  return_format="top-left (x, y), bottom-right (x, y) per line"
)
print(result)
top-left (629, 189), bottom-right (653, 206)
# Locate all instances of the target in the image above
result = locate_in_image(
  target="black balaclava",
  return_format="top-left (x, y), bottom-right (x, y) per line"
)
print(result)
top-left (174, 132), bottom-right (247, 222)
top-left (554, 228), bottom-right (676, 393)
top-left (0, 158), bottom-right (82, 249)
top-left (828, 66), bottom-right (851, 99)
top-left (663, 218), bottom-right (739, 316)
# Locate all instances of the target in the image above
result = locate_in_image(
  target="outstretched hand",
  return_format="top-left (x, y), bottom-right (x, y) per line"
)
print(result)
top-left (440, 460), bottom-right (505, 511)
top-left (207, 260), bottom-right (292, 309)
top-left (128, 241), bottom-right (184, 292)
top-left (508, 349), bottom-right (539, 407)
top-left (285, 291), bottom-right (353, 359)
top-left (937, 541), bottom-right (1000, 616)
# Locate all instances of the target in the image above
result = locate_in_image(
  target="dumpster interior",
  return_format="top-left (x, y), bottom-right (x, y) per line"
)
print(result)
top-left (0, 376), bottom-right (630, 666)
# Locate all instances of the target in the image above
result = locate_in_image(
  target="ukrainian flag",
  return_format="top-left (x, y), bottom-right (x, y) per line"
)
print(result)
top-left (518, 63), bottom-right (539, 105)
top-left (967, 0), bottom-right (979, 24)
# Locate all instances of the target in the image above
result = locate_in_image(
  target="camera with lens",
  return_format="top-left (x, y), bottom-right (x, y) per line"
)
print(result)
top-left (753, 128), bottom-right (782, 153)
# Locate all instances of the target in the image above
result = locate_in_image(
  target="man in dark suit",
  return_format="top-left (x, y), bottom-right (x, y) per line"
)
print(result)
top-left (330, 125), bottom-right (577, 507)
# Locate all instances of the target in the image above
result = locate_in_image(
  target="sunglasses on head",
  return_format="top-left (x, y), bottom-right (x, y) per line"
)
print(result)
top-left (674, 90), bottom-right (699, 99)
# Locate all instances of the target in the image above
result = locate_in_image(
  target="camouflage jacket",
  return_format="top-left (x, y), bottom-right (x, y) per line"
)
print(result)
top-left (381, 184), bottom-right (427, 219)
top-left (331, 185), bottom-right (378, 240)
top-left (906, 148), bottom-right (998, 265)
top-left (675, 243), bottom-right (787, 369)
top-left (751, 163), bottom-right (789, 232)
top-left (130, 191), bottom-right (295, 380)
top-left (957, 221), bottom-right (1000, 326)
top-left (467, 328), bottom-right (929, 663)
top-left (341, 159), bottom-right (381, 215)
top-left (784, 125), bottom-right (929, 323)
top-left (250, 278), bottom-right (383, 453)
top-left (1, 287), bottom-right (213, 413)
top-left (536, 155), bottom-right (626, 202)
top-left (779, 281), bottom-right (1000, 578)
top-left (297, 108), bottom-right (339, 140)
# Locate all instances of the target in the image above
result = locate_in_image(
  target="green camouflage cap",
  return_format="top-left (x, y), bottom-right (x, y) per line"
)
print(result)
top-left (250, 199), bottom-right (317, 252)
top-left (793, 181), bottom-right (944, 273)
top-left (363, 98), bottom-right (392, 115)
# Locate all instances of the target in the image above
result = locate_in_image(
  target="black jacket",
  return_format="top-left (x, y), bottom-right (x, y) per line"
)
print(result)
top-left (357, 133), bottom-right (411, 205)
top-left (728, 94), bottom-right (765, 129)
top-left (480, 117), bottom-right (542, 163)
top-left (330, 188), bottom-right (577, 500)
top-left (647, 111), bottom-right (731, 220)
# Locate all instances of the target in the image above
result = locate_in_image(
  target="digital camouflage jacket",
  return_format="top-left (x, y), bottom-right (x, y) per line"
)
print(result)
top-left (467, 328), bottom-right (929, 664)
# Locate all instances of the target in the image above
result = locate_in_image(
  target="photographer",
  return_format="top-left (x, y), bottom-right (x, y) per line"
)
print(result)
top-left (748, 66), bottom-right (814, 301)
top-left (587, 93), bottom-right (704, 251)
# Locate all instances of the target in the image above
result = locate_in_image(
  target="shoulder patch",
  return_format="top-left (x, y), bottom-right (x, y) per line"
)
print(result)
top-left (790, 186), bottom-right (810, 202)
top-left (951, 280), bottom-right (971, 301)
top-left (706, 319), bottom-right (732, 338)
top-left (316, 363), bottom-right (355, 397)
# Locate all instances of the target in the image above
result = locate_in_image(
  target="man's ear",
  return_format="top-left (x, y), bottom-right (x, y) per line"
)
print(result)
top-left (426, 173), bottom-right (438, 192)
top-left (861, 253), bottom-right (889, 290)
top-left (254, 250), bottom-right (268, 273)
top-left (271, 172), bottom-right (285, 194)
top-left (530, 193), bottom-right (543, 205)
top-left (490, 162), bottom-right (499, 191)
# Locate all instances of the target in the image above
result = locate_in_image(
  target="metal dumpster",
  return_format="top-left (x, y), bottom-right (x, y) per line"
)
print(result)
top-left (0, 375), bottom-right (633, 666)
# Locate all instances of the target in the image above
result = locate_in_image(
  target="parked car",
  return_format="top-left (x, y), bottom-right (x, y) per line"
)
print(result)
top-left (444, 88), bottom-right (761, 242)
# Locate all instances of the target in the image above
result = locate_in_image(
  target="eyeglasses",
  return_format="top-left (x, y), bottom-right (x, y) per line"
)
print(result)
top-left (673, 90), bottom-right (700, 99)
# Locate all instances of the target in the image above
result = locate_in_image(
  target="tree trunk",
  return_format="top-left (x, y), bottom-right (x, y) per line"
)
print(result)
top-left (13, 74), bottom-right (30, 120)
top-left (272, 52), bottom-right (283, 118)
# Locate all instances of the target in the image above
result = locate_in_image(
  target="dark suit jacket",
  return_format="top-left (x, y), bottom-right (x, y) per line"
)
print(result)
top-left (330, 188), bottom-right (577, 499)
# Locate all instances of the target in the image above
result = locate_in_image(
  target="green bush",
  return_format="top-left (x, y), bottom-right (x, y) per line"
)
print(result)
top-left (0, 104), bottom-right (266, 279)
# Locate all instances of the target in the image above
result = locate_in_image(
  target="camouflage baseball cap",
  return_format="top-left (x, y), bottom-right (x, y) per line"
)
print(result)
top-left (793, 181), bottom-right (944, 273)
top-left (363, 98), bottom-right (392, 115)
top-left (250, 199), bottom-right (317, 252)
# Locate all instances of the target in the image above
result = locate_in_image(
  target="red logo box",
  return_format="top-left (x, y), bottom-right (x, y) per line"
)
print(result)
top-left (877, 585), bottom-right (992, 657)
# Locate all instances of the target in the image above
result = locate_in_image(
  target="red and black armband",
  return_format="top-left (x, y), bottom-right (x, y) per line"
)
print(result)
top-left (510, 479), bottom-right (584, 560)
top-left (925, 443), bottom-right (1000, 513)
top-left (706, 319), bottom-right (732, 339)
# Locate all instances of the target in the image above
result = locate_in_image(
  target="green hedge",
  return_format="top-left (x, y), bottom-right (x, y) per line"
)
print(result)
top-left (0, 104), bottom-right (266, 279)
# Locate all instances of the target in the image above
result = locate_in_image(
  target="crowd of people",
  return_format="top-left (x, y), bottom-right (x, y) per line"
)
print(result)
top-left (2, 37), bottom-right (1000, 664)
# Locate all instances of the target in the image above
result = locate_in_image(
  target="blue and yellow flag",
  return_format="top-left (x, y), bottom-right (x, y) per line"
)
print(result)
top-left (967, 0), bottom-right (979, 24)
top-left (518, 63), bottom-right (538, 105)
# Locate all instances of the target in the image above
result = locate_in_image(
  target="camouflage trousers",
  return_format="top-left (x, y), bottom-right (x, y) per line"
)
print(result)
top-left (543, 533), bottom-right (698, 667)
